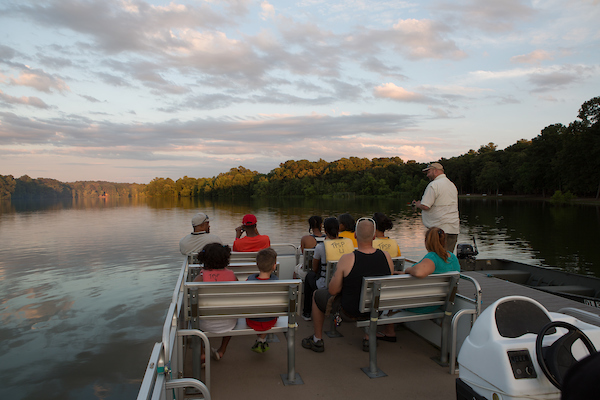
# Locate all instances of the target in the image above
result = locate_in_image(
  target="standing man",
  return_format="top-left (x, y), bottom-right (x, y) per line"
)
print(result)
top-left (233, 214), bottom-right (270, 252)
top-left (179, 212), bottom-right (223, 255)
top-left (412, 162), bottom-right (460, 253)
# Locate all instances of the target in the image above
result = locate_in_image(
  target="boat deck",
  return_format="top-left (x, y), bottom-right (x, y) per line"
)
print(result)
top-left (175, 272), bottom-right (600, 399)
top-left (196, 319), bottom-right (457, 400)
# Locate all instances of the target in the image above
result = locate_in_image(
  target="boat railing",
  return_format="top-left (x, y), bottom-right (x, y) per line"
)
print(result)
top-left (137, 258), bottom-right (213, 400)
top-left (448, 274), bottom-right (482, 374)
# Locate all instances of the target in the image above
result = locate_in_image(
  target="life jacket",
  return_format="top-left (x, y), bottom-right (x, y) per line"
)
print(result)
top-left (324, 238), bottom-right (354, 262)
top-left (373, 237), bottom-right (401, 257)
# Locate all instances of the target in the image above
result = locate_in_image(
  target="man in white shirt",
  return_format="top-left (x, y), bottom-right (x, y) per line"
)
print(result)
top-left (179, 212), bottom-right (223, 255)
top-left (412, 162), bottom-right (460, 252)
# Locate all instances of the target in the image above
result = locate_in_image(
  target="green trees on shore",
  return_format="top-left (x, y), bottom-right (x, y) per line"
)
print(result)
top-left (1, 96), bottom-right (599, 200)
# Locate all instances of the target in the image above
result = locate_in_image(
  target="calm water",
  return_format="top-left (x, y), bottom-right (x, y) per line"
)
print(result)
top-left (0, 196), bottom-right (598, 399)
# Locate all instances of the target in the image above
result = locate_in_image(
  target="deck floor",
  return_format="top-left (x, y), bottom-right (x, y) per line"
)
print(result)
top-left (184, 273), bottom-right (600, 399)
top-left (195, 319), bottom-right (457, 400)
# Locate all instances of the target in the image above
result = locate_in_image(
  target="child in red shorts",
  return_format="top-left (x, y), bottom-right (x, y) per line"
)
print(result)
top-left (246, 247), bottom-right (278, 353)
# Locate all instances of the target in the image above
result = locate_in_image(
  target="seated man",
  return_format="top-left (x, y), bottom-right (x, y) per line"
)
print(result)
top-left (179, 212), bottom-right (222, 255)
top-left (233, 214), bottom-right (271, 252)
top-left (302, 218), bottom-right (394, 353)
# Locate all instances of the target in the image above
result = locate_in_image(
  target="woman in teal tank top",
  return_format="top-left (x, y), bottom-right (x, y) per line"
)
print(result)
top-left (377, 227), bottom-right (460, 341)
top-left (404, 227), bottom-right (460, 312)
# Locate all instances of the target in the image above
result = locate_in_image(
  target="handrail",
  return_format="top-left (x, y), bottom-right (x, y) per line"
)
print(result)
top-left (165, 378), bottom-right (211, 400)
top-left (449, 309), bottom-right (478, 374)
top-left (458, 273), bottom-right (483, 316)
top-left (178, 329), bottom-right (212, 391)
top-left (171, 258), bottom-right (189, 304)
top-left (447, 274), bottom-right (482, 374)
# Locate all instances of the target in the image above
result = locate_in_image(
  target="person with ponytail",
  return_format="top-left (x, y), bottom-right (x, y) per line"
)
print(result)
top-left (377, 227), bottom-right (460, 341)
top-left (405, 227), bottom-right (460, 278)
top-left (300, 215), bottom-right (325, 252)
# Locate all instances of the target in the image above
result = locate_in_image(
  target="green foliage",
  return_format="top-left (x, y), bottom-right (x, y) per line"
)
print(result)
top-left (550, 190), bottom-right (576, 205)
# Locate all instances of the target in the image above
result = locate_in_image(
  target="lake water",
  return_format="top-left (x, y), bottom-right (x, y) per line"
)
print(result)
top-left (1, 196), bottom-right (598, 399)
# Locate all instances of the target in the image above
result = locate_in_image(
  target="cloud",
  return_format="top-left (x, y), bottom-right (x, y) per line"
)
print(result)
top-left (469, 64), bottom-right (599, 92)
top-left (0, 90), bottom-right (50, 109)
top-left (436, 0), bottom-right (536, 33)
top-left (260, 1), bottom-right (275, 20)
top-left (6, 0), bottom-right (232, 54)
top-left (8, 68), bottom-right (70, 93)
top-left (373, 83), bottom-right (432, 103)
top-left (389, 19), bottom-right (467, 60)
top-left (511, 50), bottom-right (553, 64)
top-left (527, 65), bottom-right (597, 92)
top-left (428, 106), bottom-right (451, 118)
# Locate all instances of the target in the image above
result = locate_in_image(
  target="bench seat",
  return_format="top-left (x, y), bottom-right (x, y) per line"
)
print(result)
top-left (202, 317), bottom-right (291, 338)
top-left (356, 272), bottom-right (460, 378)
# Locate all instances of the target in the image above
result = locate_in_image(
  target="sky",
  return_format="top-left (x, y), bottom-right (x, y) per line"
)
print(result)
top-left (0, 0), bottom-right (599, 184)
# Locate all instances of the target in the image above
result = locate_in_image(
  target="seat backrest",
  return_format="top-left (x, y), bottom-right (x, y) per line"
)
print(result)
top-left (303, 248), bottom-right (315, 272)
top-left (358, 272), bottom-right (460, 313)
top-left (230, 251), bottom-right (260, 263)
top-left (184, 279), bottom-right (302, 320)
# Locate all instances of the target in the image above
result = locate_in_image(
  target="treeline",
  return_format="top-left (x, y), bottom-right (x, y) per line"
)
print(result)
top-left (0, 175), bottom-right (146, 200)
top-left (1, 96), bottom-right (598, 200)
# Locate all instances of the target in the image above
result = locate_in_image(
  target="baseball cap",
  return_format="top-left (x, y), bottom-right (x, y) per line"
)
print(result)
top-left (192, 213), bottom-right (209, 226)
top-left (422, 162), bottom-right (444, 172)
top-left (242, 214), bottom-right (257, 226)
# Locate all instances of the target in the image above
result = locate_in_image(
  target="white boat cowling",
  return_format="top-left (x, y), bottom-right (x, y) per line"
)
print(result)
top-left (457, 295), bottom-right (600, 400)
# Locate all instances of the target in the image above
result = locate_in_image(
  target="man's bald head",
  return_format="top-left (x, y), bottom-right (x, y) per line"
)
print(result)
top-left (355, 219), bottom-right (376, 244)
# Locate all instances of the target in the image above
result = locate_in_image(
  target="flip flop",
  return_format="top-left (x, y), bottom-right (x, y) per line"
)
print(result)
top-left (376, 332), bottom-right (397, 342)
top-left (211, 347), bottom-right (221, 361)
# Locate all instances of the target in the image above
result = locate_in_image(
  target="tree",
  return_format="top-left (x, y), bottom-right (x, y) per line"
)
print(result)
top-left (577, 96), bottom-right (600, 127)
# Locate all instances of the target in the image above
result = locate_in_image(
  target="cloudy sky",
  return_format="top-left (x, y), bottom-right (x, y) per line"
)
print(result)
top-left (1, 0), bottom-right (599, 183)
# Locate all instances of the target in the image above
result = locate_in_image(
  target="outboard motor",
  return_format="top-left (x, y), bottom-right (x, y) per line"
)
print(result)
top-left (457, 296), bottom-right (600, 400)
top-left (456, 236), bottom-right (479, 259)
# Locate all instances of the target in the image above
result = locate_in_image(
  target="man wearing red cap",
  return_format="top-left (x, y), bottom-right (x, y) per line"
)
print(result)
top-left (233, 214), bottom-right (271, 252)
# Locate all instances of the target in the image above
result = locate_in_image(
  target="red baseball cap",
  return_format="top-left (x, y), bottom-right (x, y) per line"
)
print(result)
top-left (242, 214), bottom-right (257, 226)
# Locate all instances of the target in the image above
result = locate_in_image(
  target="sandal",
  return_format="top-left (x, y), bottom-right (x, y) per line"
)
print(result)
top-left (211, 347), bottom-right (221, 361)
top-left (376, 332), bottom-right (397, 342)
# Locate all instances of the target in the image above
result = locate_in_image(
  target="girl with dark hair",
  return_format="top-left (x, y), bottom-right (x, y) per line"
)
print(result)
top-left (193, 243), bottom-right (237, 360)
top-left (302, 217), bottom-right (353, 320)
top-left (300, 215), bottom-right (325, 252)
top-left (337, 213), bottom-right (358, 247)
top-left (372, 212), bottom-right (401, 257)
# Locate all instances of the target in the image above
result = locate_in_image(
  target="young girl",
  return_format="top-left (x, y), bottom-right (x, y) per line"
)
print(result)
top-left (300, 215), bottom-right (325, 252)
top-left (194, 243), bottom-right (237, 360)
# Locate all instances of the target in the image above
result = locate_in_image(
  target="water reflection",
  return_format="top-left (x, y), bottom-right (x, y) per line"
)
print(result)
top-left (0, 196), bottom-right (599, 399)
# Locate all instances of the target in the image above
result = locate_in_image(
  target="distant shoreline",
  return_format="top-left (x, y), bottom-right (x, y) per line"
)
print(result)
top-left (459, 194), bottom-right (600, 206)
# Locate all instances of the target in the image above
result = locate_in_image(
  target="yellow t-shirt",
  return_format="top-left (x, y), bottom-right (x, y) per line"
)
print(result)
top-left (338, 230), bottom-right (358, 248)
